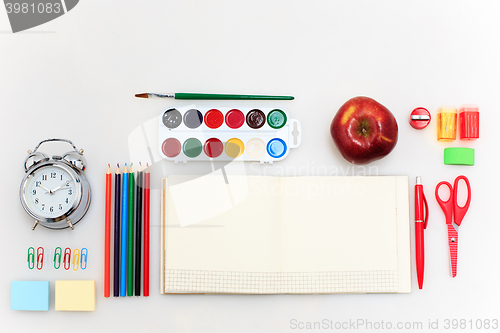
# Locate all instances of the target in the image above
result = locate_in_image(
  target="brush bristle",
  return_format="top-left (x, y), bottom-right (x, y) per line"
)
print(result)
top-left (135, 93), bottom-right (149, 98)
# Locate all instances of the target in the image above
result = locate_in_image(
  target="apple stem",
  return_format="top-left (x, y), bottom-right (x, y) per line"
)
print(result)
top-left (357, 118), bottom-right (371, 137)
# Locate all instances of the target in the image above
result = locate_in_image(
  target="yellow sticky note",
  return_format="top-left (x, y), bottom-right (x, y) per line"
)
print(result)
top-left (55, 280), bottom-right (95, 311)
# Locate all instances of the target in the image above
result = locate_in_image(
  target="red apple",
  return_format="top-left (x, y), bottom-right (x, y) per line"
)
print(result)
top-left (330, 96), bottom-right (398, 164)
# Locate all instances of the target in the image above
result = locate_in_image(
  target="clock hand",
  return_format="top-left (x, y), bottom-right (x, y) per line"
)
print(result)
top-left (50, 181), bottom-right (71, 193)
top-left (38, 184), bottom-right (53, 194)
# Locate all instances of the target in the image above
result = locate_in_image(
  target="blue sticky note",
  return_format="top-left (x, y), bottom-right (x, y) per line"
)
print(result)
top-left (11, 281), bottom-right (50, 311)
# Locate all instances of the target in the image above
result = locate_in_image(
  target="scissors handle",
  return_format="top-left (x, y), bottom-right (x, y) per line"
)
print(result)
top-left (435, 181), bottom-right (454, 225)
top-left (453, 175), bottom-right (471, 227)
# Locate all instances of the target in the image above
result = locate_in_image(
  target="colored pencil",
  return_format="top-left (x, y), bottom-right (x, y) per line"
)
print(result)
top-left (113, 164), bottom-right (121, 297)
top-left (135, 163), bottom-right (143, 296)
top-left (104, 164), bottom-right (111, 298)
top-left (134, 92), bottom-right (294, 100)
top-left (143, 164), bottom-right (150, 296)
top-left (127, 164), bottom-right (135, 296)
top-left (120, 164), bottom-right (128, 297)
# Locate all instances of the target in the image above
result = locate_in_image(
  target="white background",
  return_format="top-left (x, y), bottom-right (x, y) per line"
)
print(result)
top-left (1, 1), bottom-right (499, 332)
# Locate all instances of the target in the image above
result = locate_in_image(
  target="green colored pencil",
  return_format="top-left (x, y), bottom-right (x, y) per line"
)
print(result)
top-left (127, 164), bottom-right (135, 296)
top-left (134, 92), bottom-right (294, 100)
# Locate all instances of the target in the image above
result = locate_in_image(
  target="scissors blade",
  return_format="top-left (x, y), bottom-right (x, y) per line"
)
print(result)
top-left (448, 224), bottom-right (459, 277)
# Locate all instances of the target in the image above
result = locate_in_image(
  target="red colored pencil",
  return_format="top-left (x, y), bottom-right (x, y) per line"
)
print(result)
top-left (105, 164), bottom-right (112, 297)
top-left (143, 164), bottom-right (150, 296)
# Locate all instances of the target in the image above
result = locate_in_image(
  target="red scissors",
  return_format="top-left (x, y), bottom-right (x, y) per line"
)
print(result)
top-left (435, 175), bottom-right (471, 278)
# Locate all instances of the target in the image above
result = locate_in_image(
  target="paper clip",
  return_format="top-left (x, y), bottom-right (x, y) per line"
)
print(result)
top-left (63, 247), bottom-right (71, 270)
top-left (81, 248), bottom-right (88, 270)
top-left (36, 247), bottom-right (44, 270)
top-left (73, 248), bottom-right (80, 271)
top-left (54, 247), bottom-right (62, 269)
top-left (44, 247), bottom-right (51, 270)
top-left (27, 247), bottom-right (35, 269)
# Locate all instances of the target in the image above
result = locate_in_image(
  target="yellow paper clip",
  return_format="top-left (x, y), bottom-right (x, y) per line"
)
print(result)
top-left (54, 247), bottom-right (62, 269)
top-left (72, 248), bottom-right (80, 271)
top-left (27, 247), bottom-right (35, 269)
top-left (81, 248), bottom-right (88, 270)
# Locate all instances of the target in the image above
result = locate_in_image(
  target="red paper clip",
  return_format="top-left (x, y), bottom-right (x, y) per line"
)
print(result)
top-left (36, 247), bottom-right (44, 270)
top-left (63, 247), bottom-right (71, 270)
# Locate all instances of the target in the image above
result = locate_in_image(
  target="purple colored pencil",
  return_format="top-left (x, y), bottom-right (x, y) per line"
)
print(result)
top-left (134, 164), bottom-right (143, 296)
top-left (113, 164), bottom-right (121, 297)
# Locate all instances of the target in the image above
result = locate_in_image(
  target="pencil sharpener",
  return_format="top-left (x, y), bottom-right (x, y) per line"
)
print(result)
top-left (436, 106), bottom-right (457, 142)
top-left (459, 104), bottom-right (479, 140)
top-left (409, 107), bottom-right (431, 129)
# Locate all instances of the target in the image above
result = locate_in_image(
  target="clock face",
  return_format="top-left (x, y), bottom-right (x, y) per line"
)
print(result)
top-left (24, 165), bottom-right (78, 219)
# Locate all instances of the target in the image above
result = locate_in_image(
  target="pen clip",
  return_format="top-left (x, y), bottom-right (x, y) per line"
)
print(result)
top-left (423, 192), bottom-right (429, 229)
top-left (72, 248), bottom-right (80, 271)
top-left (36, 247), bottom-right (44, 270)
top-left (54, 247), bottom-right (62, 269)
top-left (80, 248), bottom-right (88, 270)
top-left (63, 247), bottom-right (71, 270)
top-left (27, 247), bottom-right (35, 269)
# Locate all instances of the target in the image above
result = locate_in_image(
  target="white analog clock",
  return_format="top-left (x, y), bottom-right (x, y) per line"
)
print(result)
top-left (20, 139), bottom-right (91, 230)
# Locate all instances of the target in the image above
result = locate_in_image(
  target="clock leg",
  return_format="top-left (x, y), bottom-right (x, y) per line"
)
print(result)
top-left (32, 220), bottom-right (39, 230)
top-left (66, 218), bottom-right (75, 230)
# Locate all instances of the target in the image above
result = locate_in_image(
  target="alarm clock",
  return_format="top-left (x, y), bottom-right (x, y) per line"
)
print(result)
top-left (19, 139), bottom-right (91, 230)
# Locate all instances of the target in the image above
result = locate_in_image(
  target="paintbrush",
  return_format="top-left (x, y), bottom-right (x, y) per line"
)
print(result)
top-left (134, 92), bottom-right (294, 100)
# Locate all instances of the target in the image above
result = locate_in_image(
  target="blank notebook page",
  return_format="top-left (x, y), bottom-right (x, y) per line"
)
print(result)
top-left (163, 175), bottom-right (282, 294)
top-left (162, 175), bottom-right (410, 294)
top-left (279, 177), bottom-right (400, 293)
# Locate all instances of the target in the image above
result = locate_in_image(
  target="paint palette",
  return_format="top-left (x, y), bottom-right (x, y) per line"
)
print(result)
top-left (158, 106), bottom-right (301, 163)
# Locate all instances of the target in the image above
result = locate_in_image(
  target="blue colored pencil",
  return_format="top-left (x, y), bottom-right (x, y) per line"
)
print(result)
top-left (127, 164), bottom-right (135, 296)
top-left (120, 164), bottom-right (129, 297)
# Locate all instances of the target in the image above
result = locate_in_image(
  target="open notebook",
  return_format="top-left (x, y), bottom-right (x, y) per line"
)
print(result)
top-left (161, 174), bottom-right (410, 294)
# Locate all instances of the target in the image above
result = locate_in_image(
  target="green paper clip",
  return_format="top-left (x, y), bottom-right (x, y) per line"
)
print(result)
top-left (27, 247), bottom-right (35, 269)
top-left (54, 247), bottom-right (62, 269)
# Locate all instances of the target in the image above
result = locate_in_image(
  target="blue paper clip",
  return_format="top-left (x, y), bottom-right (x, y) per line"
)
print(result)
top-left (81, 248), bottom-right (88, 270)
top-left (27, 247), bottom-right (35, 269)
top-left (54, 247), bottom-right (62, 269)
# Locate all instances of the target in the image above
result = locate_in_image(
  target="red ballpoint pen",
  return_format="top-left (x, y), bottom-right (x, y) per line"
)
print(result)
top-left (415, 176), bottom-right (429, 289)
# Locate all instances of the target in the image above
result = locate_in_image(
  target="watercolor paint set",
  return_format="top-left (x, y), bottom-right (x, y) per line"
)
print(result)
top-left (158, 106), bottom-right (301, 163)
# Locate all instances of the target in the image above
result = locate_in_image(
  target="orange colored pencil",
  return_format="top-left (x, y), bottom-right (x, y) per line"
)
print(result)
top-left (143, 164), bottom-right (150, 296)
top-left (104, 164), bottom-right (112, 297)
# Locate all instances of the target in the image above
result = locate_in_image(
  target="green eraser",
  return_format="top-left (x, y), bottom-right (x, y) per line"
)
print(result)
top-left (444, 148), bottom-right (474, 166)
